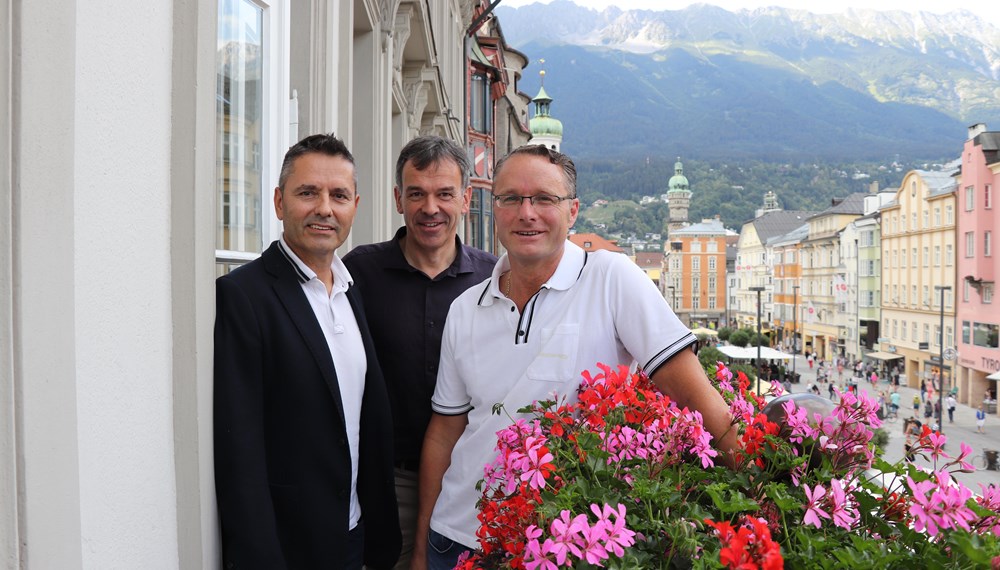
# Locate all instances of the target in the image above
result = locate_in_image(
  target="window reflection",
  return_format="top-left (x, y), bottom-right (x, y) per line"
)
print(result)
top-left (217, 0), bottom-right (264, 255)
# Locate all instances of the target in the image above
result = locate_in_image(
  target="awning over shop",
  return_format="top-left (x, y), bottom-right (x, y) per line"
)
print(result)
top-left (865, 351), bottom-right (903, 361)
top-left (690, 327), bottom-right (718, 336)
top-left (716, 346), bottom-right (794, 360)
top-left (987, 371), bottom-right (1000, 381)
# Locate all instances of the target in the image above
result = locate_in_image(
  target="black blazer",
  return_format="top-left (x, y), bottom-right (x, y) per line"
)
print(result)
top-left (214, 242), bottom-right (401, 569)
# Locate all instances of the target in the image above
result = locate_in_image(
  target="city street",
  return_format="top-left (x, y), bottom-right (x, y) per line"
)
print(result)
top-left (781, 353), bottom-right (1000, 491)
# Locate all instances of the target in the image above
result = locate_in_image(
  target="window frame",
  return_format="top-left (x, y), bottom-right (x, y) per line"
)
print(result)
top-left (215, 0), bottom-right (290, 268)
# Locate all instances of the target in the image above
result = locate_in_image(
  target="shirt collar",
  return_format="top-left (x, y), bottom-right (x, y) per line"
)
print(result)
top-left (277, 234), bottom-right (354, 292)
top-left (390, 226), bottom-right (477, 277)
top-left (481, 240), bottom-right (586, 306)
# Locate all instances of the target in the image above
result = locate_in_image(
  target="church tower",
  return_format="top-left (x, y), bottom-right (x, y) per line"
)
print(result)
top-left (755, 190), bottom-right (782, 217)
top-left (667, 158), bottom-right (692, 235)
top-left (528, 70), bottom-right (563, 151)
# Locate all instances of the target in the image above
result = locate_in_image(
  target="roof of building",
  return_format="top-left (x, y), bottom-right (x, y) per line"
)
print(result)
top-left (530, 84), bottom-right (562, 137)
top-left (917, 168), bottom-right (959, 198)
top-left (748, 210), bottom-right (813, 242)
top-left (568, 233), bottom-right (623, 253)
top-left (807, 192), bottom-right (867, 220)
top-left (634, 251), bottom-right (664, 267)
top-left (974, 131), bottom-right (1000, 165)
top-left (880, 165), bottom-right (959, 209)
top-left (668, 159), bottom-right (690, 194)
top-left (672, 217), bottom-right (727, 236)
top-left (766, 223), bottom-right (810, 247)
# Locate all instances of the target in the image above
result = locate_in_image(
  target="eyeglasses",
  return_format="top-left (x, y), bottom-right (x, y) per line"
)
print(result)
top-left (492, 194), bottom-right (576, 208)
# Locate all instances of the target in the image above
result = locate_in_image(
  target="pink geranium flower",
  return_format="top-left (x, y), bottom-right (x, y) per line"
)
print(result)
top-left (802, 483), bottom-right (830, 528)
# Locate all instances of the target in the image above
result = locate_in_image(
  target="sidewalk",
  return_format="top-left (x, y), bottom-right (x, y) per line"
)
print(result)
top-left (782, 353), bottom-right (1000, 491)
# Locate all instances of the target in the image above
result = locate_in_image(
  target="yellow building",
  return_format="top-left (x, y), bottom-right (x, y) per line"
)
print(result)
top-left (767, 224), bottom-right (809, 351)
top-left (800, 194), bottom-right (865, 361)
top-left (734, 209), bottom-right (812, 332)
top-left (879, 169), bottom-right (957, 389)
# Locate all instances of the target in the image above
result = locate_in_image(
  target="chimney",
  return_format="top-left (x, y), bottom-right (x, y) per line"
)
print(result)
top-left (869, 181), bottom-right (879, 194)
top-left (831, 197), bottom-right (843, 207)
top-left (968, 123), bottom-right (987, 139)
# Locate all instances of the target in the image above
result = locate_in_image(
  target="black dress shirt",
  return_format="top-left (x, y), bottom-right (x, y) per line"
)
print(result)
top-left (343, 227), bottom-right (497, 465)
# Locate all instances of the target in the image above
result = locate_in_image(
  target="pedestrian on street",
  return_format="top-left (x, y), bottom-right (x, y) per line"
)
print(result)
top-left (977, 405), bottom-right (988, 434)
top-left (912, 394), bottom-right (921, 413)
top-left (904, 419), bottom-right (920, 462)
top-left (807, 353), bottom-right (814, 369)
top-left (946, 394), bottom-right (957, 423)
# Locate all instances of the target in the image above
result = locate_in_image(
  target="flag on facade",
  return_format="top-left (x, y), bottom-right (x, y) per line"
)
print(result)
top-left (805, 300), bottom-right (818, 323)
top-left (833, 275), bottom-right (849, 303)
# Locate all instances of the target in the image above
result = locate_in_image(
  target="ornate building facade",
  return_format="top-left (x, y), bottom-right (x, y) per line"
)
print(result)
top-left (3, 0), bottom-right (525, 565)
top-left (879, 170), bottom-right (957, 389)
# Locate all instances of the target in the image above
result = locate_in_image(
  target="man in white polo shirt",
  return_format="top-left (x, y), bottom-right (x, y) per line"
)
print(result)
top-left (412, 144), bottom-right (738, 570)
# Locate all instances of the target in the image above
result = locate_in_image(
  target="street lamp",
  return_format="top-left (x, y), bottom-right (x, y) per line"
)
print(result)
top-left (750, 286), bottom-right (765, 384)
top-left (936, 285), bottom-right (951, 436)
top-left (792, 284), bottom-right (800, 378)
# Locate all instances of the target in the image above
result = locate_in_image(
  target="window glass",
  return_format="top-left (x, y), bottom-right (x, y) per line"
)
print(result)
top-left (217, 0), bottom-right (265, 255)
top-left (483, 194), bottom-right (493, 253)
top-left (468, 189), bottom-right (483, 250)
top-left (470, 74), bottom-right (490, 133)
top-left (973, 322), bottom-right (999, 348)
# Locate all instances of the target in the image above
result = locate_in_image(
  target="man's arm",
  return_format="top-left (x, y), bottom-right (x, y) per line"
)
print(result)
top-left (214, 277), bottom-right (286, 568)
top-left (412, 411), bottom-right (468, 570)
top-left (649, 348), bottom-right (739, 468)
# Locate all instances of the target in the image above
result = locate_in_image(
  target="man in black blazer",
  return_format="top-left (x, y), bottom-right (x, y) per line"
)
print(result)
top-left (214, 134), bottom-right (401, 569)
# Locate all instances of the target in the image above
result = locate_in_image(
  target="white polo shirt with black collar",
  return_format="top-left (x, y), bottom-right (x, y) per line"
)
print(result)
top-left (429, 239), bottom-right (696, 548)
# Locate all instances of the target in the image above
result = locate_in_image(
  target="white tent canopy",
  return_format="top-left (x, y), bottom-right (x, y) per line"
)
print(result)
top-left (716, 345), bottom-right (794, 360)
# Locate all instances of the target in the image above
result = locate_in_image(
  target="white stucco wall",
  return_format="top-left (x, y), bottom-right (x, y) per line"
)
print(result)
top-left (14, 1), bottom-right (181, 567)
top-left (73, 1), bottom-right (179, 566)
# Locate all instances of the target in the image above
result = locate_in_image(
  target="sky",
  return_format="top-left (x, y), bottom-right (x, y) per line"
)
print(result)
top-left (500, 0), bottom-right (1000, 28)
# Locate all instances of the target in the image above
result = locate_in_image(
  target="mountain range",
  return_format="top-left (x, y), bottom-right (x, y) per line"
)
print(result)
top-left (496, 1), bottom-right (1000, 162)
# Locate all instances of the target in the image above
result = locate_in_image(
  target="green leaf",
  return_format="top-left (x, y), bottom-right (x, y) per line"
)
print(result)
top-left (762, 481), bottom-right (801, 511)
top-left (703, 483), bottom-right (759, 514)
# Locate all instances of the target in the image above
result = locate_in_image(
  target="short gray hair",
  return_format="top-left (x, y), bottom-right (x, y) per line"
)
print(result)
top-left (494, 145), bottom-right (576, 196)
top-left (395, 136), bottom-right (470, 189)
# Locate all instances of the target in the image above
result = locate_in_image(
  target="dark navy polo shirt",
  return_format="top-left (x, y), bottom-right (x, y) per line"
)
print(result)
top-left (343, 227), bottom-right (497, 465)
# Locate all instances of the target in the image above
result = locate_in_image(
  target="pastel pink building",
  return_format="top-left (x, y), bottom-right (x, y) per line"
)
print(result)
top-left (955, 123), bottom-right (1000, 413)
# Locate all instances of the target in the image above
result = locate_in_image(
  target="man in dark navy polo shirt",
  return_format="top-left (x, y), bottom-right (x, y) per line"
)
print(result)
top-left (343, 135), bottom-right (497, 569)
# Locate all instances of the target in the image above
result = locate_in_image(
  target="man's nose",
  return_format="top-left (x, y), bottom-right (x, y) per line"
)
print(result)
top-left (421, 194), bottom-right (440, 214)
top-left (316, 194), bottom-right (335, 216)
top-left (516, 196), bottom-right (537, 217)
